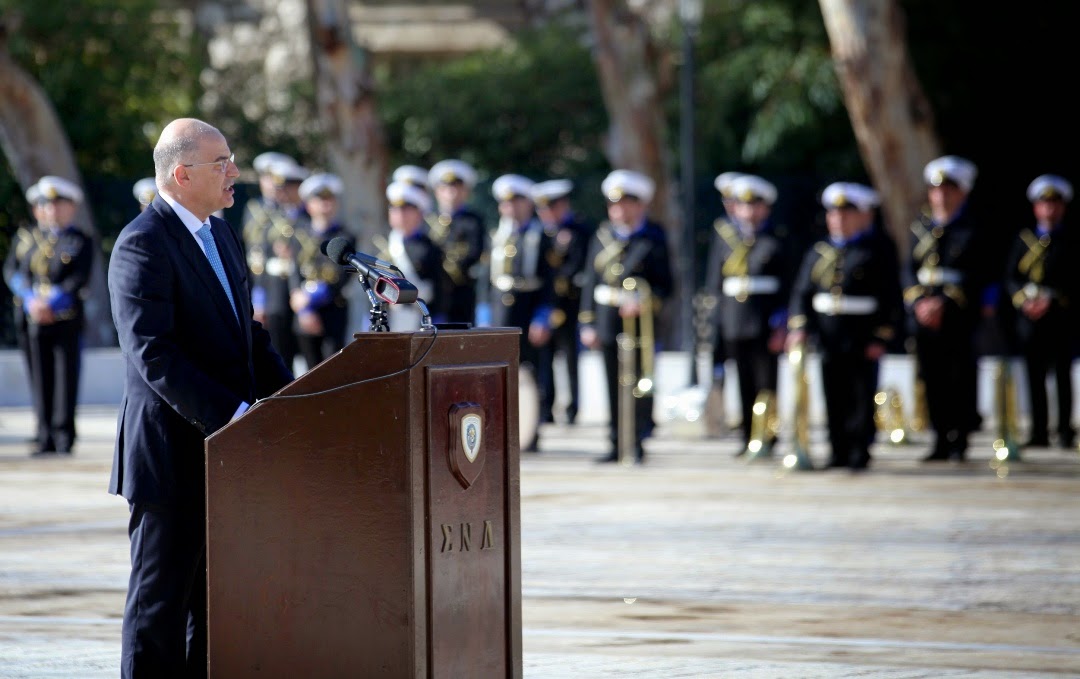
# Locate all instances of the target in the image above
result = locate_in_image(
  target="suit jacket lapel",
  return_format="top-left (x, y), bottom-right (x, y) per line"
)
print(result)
top-left (208, 216), bottom-right (252, 349)
top-left (152, 198), bottom-right (244, 342)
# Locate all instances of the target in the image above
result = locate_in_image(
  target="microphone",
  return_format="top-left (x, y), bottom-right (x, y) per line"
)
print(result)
top-left (322, 237), bottom-right (419, 305)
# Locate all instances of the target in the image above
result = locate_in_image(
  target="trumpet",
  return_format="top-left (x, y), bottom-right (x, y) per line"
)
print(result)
top-left (991, 358), bottom-right (1022, 464)
top-left (782, 343), bottom-right (814, 470)
top-left (746, 389), bottom-right (779, 462)
top-left (873, 386), bottom-right (908, 445)
top-left (910, 376), bottom-right (929, 433)
top-left (616, 276), bottom-right (655, 465)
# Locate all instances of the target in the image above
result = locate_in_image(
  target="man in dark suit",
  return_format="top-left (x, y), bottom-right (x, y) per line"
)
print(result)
top-left (108, 118), bottom-right (294, 678)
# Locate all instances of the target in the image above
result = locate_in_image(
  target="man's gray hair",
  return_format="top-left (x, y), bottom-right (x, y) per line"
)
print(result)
top-left (153, 119), bottom-right (221, 188)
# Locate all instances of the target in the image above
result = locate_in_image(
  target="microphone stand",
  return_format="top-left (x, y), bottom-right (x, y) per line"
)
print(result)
top-left (358, 273), bottom-right (391, 332)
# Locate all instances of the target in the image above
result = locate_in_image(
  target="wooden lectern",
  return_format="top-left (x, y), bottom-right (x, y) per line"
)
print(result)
top-left (205, 328), bottom-right (522, 678)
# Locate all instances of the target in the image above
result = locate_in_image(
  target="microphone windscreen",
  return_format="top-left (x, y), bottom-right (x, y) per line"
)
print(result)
top-left (323, 236), bottom-right (352, 265)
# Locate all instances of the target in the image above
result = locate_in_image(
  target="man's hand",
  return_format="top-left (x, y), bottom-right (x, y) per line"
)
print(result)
top-left (580, 325), bottom-right (599, 350)
top-left (784, 329), bottom-right (806, 353)
top-left (619, 299), bottom-right (641, 318)
top-left (1022, 296), bottom-right (1051, 321)
top-left (767, 326), bottom-right (787, 354)
top-left (28, 298), bottom-right (55, 325)
top-left (914, 296), bottom-right (945, 330)
top-left (865, 341), bottom-right (886, 361)
top-left (289, 289), bottom-right (310, 314)
top-left (528, 322), bottom-right (551, 347)
top-left (296, 310), bottom-right (323, 336)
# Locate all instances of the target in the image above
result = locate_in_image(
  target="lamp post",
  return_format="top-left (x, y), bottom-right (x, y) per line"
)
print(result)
top-left (678, 0), bottom-right (704, 371)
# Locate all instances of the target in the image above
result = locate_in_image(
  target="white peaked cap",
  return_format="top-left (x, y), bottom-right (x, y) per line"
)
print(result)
top-left (923, 155), bottom-right (977, 193)
top-left (601, 169), bottom-right (655, 203)
top-left (428, 159), bottom-right (478, 189)
top-left (253, 151), bottom-right (297, 175)
top-left (132, 177), bottom-right (157, 205)
top-left (821, 182), bottom-right (880, 211)
top-left (492, 174), bottom-right (535, 202)
top-left (386, 180), bottom-right (432, 213)
top-left (713, 171), bottom-right (744, 197)
top-left (28, 176), bottom-right (83, 204)
top-left (530, 179), bottom-right (574, 206)
top-left (392, 165), bottom-right (429, 188)
top-left (729, 174), bottom-right (777, 205)
top-left (299, 173), bottom-right (344, 201)
top-left (267, 159), bottom-right (311, 183)
top-left (1026, 174), bottom-right (1073, 203)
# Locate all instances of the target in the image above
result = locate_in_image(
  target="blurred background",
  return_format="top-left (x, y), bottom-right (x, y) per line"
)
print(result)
top-left (1, 0), bottom-right (1075, 351)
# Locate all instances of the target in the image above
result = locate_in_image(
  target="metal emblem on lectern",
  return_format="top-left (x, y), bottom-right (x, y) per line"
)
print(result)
top-left (448, 404), bottom-right (485, 489)
top-left (462, 414), bottom-right (482, 462)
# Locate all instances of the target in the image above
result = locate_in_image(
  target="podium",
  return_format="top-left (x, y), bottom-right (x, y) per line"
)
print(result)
top-left (205, 328), bottom-right (522, 678)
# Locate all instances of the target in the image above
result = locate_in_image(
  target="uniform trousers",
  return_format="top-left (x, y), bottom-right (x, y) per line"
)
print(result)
top-left (539, 320), bottom-right (580, 423)
top-left (915, 314), bottom-right (978, 454)
top-left (601, 341), bottom-right (654, 459)
top-left (28, 319), bottom-right (81, 452)
top-left (821, 352), bottom-right (878, 467)
top-left (730, 337), bottom-right (779, 447)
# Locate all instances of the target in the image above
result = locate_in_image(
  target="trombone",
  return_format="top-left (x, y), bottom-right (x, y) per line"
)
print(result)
top-left (616, 277), bottom-right (654, 465)
top-left (782, 342), bottom-right (814, 470)
top-left (990, 358), bottom-right (1022, 465)
top-left (874, 386), bottom-right (908, 445)
top-left (745, 389), bottom-right (779, 462)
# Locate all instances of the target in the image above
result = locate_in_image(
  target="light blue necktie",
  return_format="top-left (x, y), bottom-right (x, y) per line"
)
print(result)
top-left (196, 223), bottom-right (239, 323)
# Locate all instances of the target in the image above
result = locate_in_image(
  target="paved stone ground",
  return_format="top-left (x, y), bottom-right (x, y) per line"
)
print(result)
top-left (1, 404), bottom-right (1079, 678)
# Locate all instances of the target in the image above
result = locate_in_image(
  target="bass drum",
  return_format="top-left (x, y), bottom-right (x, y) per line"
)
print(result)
top-left (519, 364), bottom-right (541, 451)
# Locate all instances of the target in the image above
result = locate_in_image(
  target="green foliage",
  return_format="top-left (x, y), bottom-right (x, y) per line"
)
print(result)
top-left (690, 0), bottom-right (861, 180)
top-left (0, 0), bottom-right (206, 238)
top-left (378, 23), bottom-right (609, 185)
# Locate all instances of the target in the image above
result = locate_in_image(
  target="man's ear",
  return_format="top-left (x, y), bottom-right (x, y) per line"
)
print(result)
top-left (172, 165), bottom-right (189, 188)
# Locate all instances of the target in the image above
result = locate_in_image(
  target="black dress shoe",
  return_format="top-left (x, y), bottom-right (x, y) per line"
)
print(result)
top-left (826, 458), bottom-right (848, 469)
top-left (1058, 432), bottom-right (1076, 449)
top-left (595, 452), bottom-right (619, 464)
top-left (1024, 436), bottom-right (1050, 448)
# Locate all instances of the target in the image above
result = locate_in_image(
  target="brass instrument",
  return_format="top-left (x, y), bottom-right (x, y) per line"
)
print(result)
top-left (990, 358), bottom-right (1022, 465)
top-left (873, 386), bottom-right (908, 445)
top-left (616, 277), bottom-right (654, 466)
top-left (910, 376), bottom-right (929, 433)
top-left (782, 344), bottom-right (814, 470)
top-left (745, 389), bottom-right (779, 462)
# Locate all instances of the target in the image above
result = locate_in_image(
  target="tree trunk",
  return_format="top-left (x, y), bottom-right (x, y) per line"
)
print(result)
top-left (305, 0), bottom-right (388, 252)
top-left (585, 0), bottom-right (683, 348)
top-left (0, 32), bottom-right (114, 347)
top-left (817, 0), bottom-right (939, 251)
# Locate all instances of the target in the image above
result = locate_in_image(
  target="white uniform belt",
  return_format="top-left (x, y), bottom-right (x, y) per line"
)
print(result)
top-left (722, 276), bottom-right (780, 297)
top-left (811, 293), bottom-right (879, 316)
top-left (265, 256), bottom-right (294, 277)
top-left (916, 266), bottom-right (962, 286)
top-left (593, 284), bottom-right (637, 307)
top-left (493, 274), bottom-right (543, 293)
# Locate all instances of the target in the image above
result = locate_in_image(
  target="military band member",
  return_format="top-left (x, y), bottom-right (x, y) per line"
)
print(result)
top-left (427, 159), bottom-right (488, 325)
top-left (289, 173), bottom-right (353, 371)
top-left (489, 174), bottom-right (554, 450)
top-left (700, 171), bottom-right (744, 436)
top-left (531, 178), bottom-right (592, 425)
top-left (579, 170), bottom-right (673, 464)
top-left (373, 180), bottom-right (449, 331)
top-left (132, 177), bottom-right (157, 212)
top-left (248, 157), bottom-right (310, 372)
top-left (8, 177), bottom-right (94, 455)
top-left (903, 155), bottom-right (990, 462)
top-left (787, 183), bottom-right (902, 470)
top-left (711, 174), bottom-right (796, 457)
top-left (1004, 175), bottom-right (1077, 449)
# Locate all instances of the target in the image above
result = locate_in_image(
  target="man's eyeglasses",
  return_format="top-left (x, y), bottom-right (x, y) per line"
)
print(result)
top-left (180, 153), bottom-right (235, 174)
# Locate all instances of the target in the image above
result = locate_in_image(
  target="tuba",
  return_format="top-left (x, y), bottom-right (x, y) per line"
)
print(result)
top-left (616, 276), bottom-right (654, 465)
top-left (782, 343), bottom-right (814, 470)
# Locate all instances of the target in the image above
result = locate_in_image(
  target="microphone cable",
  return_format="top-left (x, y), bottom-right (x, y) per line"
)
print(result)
top-left (253, 325), bottom-right (439, 403)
